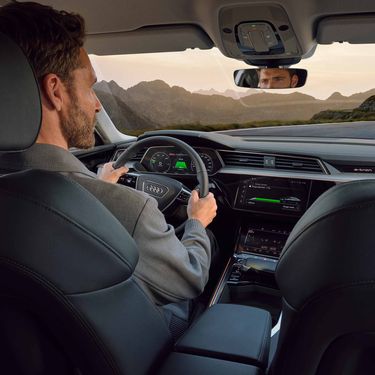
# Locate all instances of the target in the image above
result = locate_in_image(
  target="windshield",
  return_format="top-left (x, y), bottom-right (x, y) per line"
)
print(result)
top-left (90, 43), bottom-right (375, 139)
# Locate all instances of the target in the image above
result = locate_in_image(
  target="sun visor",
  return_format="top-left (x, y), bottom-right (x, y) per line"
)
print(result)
top-left (317, 14), bottom-right (375, 44)
top-left (85, 24), bottom-right (214, 55)
top-left (0, 33), bottom-right (41, 151)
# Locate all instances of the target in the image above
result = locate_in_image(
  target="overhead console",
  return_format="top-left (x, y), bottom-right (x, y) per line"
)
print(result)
top-left (218, 4), bottom-right (304, 65)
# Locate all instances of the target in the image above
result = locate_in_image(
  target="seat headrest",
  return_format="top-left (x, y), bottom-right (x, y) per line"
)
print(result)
top-left (0, 32), bottom-right (41, 151)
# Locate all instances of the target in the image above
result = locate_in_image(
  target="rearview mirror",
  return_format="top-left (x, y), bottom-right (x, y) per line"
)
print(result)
top-left (234, 68), bottom-right (307, 89)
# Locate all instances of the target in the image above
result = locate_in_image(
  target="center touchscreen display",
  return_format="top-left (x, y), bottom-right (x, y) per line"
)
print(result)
top-left (235, 176), bottom-right (311, 216)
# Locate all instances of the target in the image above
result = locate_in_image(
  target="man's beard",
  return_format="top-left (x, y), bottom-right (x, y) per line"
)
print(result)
top-left (60, 93), bottom-right (96, 149)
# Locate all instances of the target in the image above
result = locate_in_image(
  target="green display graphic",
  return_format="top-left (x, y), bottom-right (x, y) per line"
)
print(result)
top-left (254, 197), bottom-right (281, 204)
top-left (175, 160), bottom-right (187, 169)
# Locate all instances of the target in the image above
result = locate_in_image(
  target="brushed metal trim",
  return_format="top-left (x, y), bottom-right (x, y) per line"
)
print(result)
top-left (209, 258), bottom-right (232, 307)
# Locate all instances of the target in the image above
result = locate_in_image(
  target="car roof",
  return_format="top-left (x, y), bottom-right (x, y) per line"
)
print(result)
top-left (20, 0), bottom-right (375, 64)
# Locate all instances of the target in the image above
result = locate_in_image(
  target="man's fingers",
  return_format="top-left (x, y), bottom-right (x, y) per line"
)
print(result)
top-left (115, 166), bottom-right (129, 176)
top-left (190, 189), bottom-right (199, 202)
top-left (98, 162), bottom-right (129, 184)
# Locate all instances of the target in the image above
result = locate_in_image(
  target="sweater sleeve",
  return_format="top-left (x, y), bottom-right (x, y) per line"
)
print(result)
top-left (132, 196), bottom-right (211, 305)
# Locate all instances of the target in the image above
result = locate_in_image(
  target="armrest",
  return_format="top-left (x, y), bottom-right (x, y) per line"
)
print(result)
top-left (175, 304), bottom-right (271, 369)
top-left (158, 353), bottom-right (261, 375)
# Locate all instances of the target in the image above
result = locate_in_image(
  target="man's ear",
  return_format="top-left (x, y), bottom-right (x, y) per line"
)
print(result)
top-left (291, 74), bottom-right (299, 88)
top-left (40, 74), bottom-right (65, 111)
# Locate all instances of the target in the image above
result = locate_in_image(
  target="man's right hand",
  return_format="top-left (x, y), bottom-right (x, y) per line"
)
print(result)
top-left (97, 162), bottom-right (128, 184)
top-left (187, 190), bottom-right (217, 228)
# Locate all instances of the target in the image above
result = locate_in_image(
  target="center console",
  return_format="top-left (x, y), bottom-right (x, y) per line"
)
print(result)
top-left (209, 220), bottom-right (293, 324)
top-left (210, 175), bottom-right (335, 323)
top-left (228, 221), bottom-right (292, 282)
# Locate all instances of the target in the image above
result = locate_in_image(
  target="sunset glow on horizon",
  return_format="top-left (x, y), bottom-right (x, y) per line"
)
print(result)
top-left (90, 43), bottom-right (375, 100)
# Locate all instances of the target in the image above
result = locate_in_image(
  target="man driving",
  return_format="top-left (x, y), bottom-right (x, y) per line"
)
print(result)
top-left (0, 1), bottom-right (217, 336)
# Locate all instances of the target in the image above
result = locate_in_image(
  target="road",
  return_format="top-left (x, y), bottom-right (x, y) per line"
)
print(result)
top-left (217, 121), bottom-right (375, 139)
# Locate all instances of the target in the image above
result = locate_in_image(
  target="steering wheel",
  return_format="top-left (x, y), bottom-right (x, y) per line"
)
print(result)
top-left (113, 136), bottom-right (209, 232)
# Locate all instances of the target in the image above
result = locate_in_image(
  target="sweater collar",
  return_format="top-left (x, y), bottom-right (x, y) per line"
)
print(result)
top-left (0, 143), bottom-right (96, 177)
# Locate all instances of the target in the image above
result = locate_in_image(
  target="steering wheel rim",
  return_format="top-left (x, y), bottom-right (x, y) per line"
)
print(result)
top-left (113, 135), bottom-right (209, 198)
top-left (113, 136), bottom-right (210, 234)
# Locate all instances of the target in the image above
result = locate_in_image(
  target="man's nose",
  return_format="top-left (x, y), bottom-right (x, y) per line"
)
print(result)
top-left (95, 94), bottom-right (102, 113)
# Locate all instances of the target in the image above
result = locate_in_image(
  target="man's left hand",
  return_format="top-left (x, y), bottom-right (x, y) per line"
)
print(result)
top-left (97, 162), bottom-right (128, 184)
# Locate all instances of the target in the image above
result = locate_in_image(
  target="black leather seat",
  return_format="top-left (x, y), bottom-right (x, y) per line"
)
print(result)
top-left (0, 32), bottom-right (263, 375)
top-left (0, 168), bottom-right (177, 374)
top-left (272, 180), bottom-right (375, 375)
top-left (0, 31), bottom-right (175, 375)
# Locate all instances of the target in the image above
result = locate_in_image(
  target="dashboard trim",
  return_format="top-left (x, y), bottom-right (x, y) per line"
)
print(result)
top-left (218, 167), bottom-right (375, 183)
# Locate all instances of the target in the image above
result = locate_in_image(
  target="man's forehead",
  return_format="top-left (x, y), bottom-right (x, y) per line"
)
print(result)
top-left (260, 69), bottom-right (288, 77)
top-left (77, 48), bottom-right (97, 81)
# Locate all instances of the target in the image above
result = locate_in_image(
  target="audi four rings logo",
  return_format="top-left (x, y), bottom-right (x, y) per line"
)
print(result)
top-left (143, 181), bottom-right (169, 198)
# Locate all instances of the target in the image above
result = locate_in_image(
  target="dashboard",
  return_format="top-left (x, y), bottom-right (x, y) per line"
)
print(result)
top-left (85, 128), bottom-right (375, 265)
top-left (111, 137), bottom-right (341, 219)
top-left (94, 128), bottom-right (375, 297)
top-left (110, 130), bottom-right (375, 221)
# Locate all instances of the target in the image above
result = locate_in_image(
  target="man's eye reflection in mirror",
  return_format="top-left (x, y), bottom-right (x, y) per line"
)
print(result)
top-left (258, 68), bottom-right (299, 89)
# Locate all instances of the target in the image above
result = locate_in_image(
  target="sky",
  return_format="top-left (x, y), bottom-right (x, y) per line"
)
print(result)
top-left (90, 43), bottom-right (375, 100)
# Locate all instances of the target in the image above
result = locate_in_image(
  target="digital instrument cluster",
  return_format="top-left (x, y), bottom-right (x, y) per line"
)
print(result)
top-left (141, 147), bottom-right (222, 175)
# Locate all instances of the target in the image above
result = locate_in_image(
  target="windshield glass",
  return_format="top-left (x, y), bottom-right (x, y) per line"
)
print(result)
top-left (90, 43), bottom-right (375, 139)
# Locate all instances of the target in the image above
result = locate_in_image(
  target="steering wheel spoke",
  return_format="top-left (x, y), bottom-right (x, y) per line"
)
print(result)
top-left (119, 172), bottom-right (139, 188)
top-left (176, 186), bottom-right (192, 205)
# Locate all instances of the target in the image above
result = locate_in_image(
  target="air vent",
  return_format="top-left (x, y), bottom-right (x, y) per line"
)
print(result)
top-left (275, 156), bottom-right (323, 173)
top-left (220, 151), bottom-right (264, 168)
top-left (113, 149), bottom-right (145, 162)
top-left (220, 150), bottom-right (325, 173)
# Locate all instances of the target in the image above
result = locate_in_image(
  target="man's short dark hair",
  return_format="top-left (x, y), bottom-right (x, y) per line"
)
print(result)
top-left (0, 1), bottom-right (85, 85)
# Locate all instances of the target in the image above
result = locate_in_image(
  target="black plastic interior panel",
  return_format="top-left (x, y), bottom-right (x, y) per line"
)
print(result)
top-left (219, 3), bottom-right (302, 63)
top-left (85, 24), bottom-right (214, 55)
top-left (317, 14), bottom-right (375, 44)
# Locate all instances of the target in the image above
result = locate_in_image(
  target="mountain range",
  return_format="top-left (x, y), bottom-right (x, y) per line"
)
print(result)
top-left (194, 88), bottom-right (260, 99)
top-left (312, 95), bottom-right (375, 122)
top-left (94, 80), bottom-right (375, 133)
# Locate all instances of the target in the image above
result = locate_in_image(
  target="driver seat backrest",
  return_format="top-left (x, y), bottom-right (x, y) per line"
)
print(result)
top-left (272, 179), bottom-right (375, 375)
top-left (0, 170), bottom-right (172, 375)
top-left (0, 32), bottom-right (172, 374)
